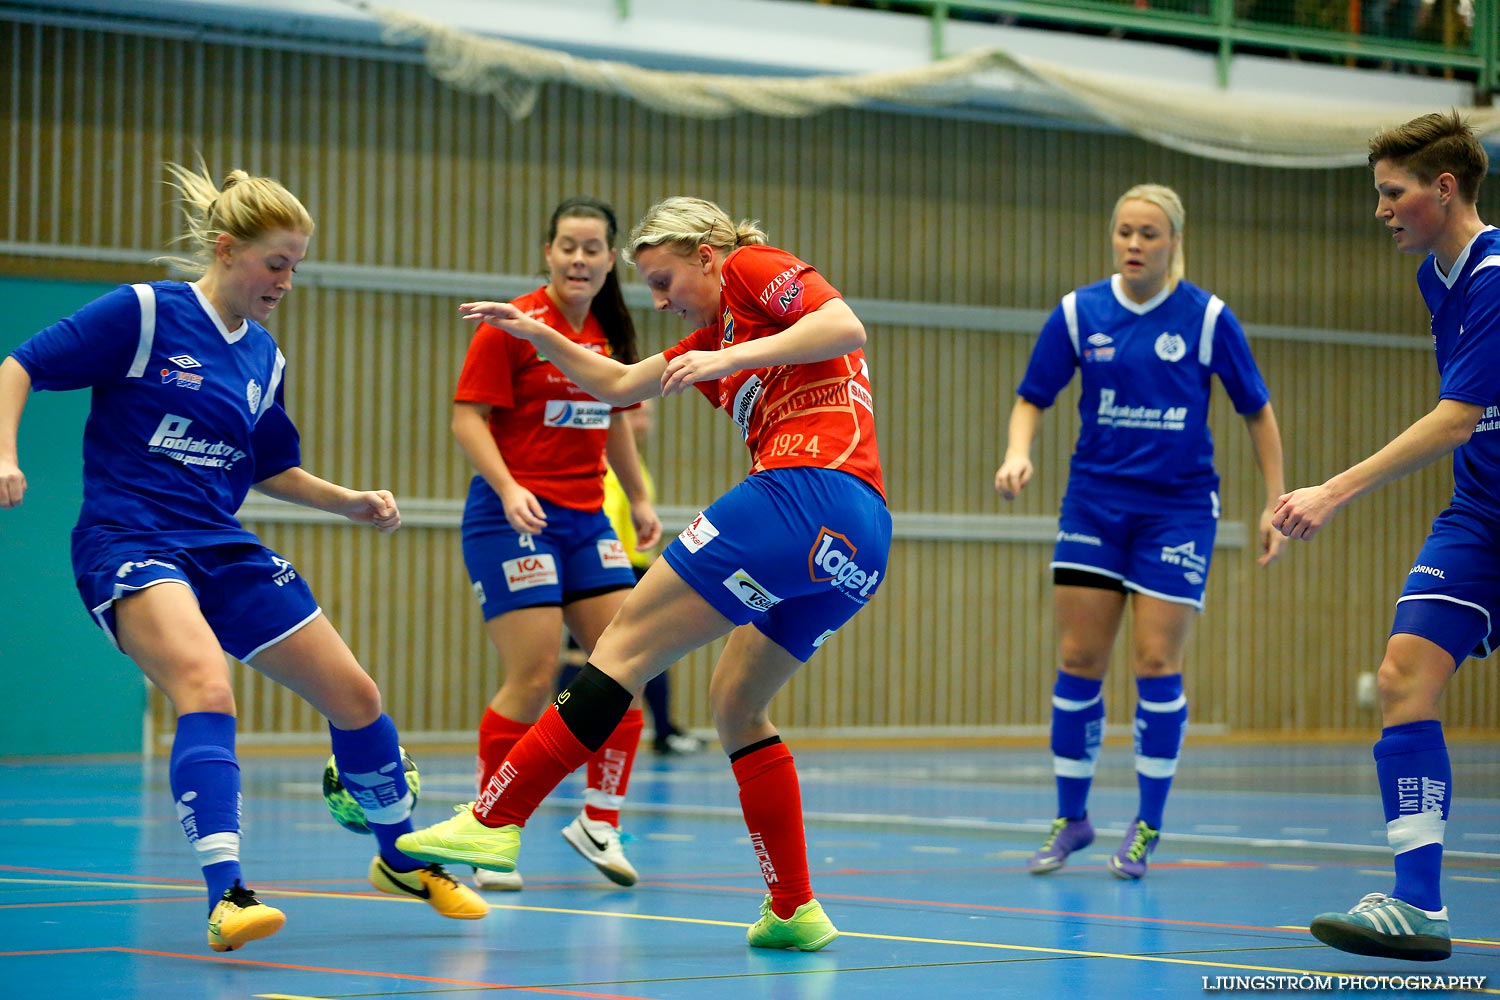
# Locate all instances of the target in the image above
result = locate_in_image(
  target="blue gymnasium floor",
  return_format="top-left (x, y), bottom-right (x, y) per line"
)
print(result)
top-left (2, 740), bottom-right (1497, 999)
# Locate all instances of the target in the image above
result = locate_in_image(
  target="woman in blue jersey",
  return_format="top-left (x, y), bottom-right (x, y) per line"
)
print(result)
top-left (1280, 112), bottom-right (1500, 963)
top-left (994, 183), bottom-right (1286, 880)
top-left (0, 162), bottom-right (486, 952)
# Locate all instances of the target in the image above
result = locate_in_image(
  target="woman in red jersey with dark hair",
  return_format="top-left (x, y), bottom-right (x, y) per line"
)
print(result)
top-left (453, 196), bottom-right (660, 892)
top-left (403, 196), bottom-right (891, 952)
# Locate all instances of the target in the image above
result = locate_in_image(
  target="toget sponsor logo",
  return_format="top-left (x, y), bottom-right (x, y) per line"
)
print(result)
top-left (808, 528), bottom-right (881, 602)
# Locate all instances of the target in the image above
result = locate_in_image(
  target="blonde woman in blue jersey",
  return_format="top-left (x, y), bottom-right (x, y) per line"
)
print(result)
top-left (0, 162), bottom-right (486, 952)
top-left (1280, 112), bottom-right (1500, 963)
top-left (994, 183), bottom-right (1286, 880)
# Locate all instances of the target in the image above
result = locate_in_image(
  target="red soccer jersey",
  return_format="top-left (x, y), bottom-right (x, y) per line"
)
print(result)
top-left (662, 245), bottom-right (884, 497)
top-left (454, 286), bottom-right (619, 510)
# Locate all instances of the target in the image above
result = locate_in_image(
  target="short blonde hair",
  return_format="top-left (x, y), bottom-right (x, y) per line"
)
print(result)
top-left (1111, 183), bottom-right (1186, 286)
top-left (156, 159), bottom-right (314, 276)
top-left (626, 196), bottom-right (767, 264)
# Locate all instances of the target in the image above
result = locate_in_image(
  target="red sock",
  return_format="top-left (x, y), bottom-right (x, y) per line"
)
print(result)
top-left (732, 741), bottom-right (812, 919)
top-left (476, 708), bottom-right (532, 794)
top-left (585, 708), bottom-right (644, 827)
top-left (474, 705), bottom-right (591, 828)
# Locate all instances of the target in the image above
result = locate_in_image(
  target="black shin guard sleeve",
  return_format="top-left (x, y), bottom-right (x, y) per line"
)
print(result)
top-left (728, 735), bottom-right (783, 763)
top-left (555, 662), bottom-right (634, 752)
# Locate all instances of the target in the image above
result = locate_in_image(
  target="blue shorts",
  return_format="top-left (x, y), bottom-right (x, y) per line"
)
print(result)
top-left (1051, 494), bottom-right (1218, 609)
top-left (662, 467), bottom-right (891, 662)
top-left (461, 479), bottom-right (635, 621)
top-left (78, 542), bottom-right (321, 662)
top-left (1392, 505), bottom-right (1499, 664)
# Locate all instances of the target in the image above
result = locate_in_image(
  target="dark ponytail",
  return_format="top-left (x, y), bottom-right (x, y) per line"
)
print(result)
top-left (549, 196), bottom-right (638, 365)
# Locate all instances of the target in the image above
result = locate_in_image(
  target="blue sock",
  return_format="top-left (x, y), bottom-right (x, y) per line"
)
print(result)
top-left (329, 714), bottom-right (417, 871)
top-left (1134, 675), bottom-right (1187, 831)
top-left (1375, 720), bottom-right (1450, 912)
top-left (1050, 672), bottom-right (1104, 820)
top-left (170, 712), bottom-right (242, 912)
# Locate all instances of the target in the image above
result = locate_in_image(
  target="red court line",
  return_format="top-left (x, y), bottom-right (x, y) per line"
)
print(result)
top-left (0, 946), bottom-right (656, 998)
top-left (0, 863), bottom-right (201, 884)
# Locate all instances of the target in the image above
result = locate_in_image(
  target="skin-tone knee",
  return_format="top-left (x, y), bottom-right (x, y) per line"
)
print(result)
top-left (709, 684), bottom-right (771, 750)
top-left (492, 658), bottom-right (562, 721)
top-left (1376, 635), bottom-right (1453, 726)
top-left (1130, 651), bottom-right (1182, 679)
top-left (328, 674), bottom-right (382, 731)
top-left (1058, 651), bottom-right (1110, 681)
top-left (166, 674), bottom-right (238, 717)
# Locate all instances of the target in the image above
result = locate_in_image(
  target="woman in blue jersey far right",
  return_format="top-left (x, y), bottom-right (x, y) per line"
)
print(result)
top-left (1278, 111), bottom-right (1500, 964)
top-left (0, 161), bottom-right (487, 953)
top-left (994, 183), bottom-right (1287, 880)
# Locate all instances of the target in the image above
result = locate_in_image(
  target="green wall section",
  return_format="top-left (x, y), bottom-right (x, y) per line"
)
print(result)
top-left (0, 276), bottom-right (144, 756)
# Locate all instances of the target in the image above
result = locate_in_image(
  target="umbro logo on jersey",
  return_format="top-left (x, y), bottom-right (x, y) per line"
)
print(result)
top-left (167, 354), bottom-right (202, 369)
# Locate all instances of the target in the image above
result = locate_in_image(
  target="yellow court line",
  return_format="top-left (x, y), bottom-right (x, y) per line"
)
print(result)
top-left (478, 902), bottom-right (1500, 987)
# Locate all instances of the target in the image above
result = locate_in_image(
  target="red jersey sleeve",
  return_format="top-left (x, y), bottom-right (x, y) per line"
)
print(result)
top-left (661, 325), bottom-right (726, 406)
top-left (454, 323), bottom-right (518, 408)
top-left (721, 246), bottom-right (840, 326)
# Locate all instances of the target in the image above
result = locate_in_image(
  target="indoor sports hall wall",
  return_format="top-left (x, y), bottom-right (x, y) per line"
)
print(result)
top-left (1, 18), bottom-right (1493, 752)
top-left (0, 276), bottom-right (144, 756)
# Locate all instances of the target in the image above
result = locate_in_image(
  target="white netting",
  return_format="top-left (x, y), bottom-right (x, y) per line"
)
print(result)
top-left (344, 0), bottom-right (1500, 168)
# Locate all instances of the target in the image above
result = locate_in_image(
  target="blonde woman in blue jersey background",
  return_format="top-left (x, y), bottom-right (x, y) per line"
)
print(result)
top-left (994, 183), bottom-right (1287, 880)
top-left (0, 161), bottom-right (486, 952)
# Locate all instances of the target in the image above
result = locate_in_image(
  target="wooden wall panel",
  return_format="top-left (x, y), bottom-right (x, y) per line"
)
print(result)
top-left (1, 19), bottom-right (1490, 745)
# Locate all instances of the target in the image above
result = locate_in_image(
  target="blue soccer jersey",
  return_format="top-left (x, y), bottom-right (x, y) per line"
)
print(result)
top-left (1416, 226), bottom-right (1500, 522)
top-left (1017, 276), bottom-right (1270, 513)
top-left (10, 281), bottom-right (301, 572)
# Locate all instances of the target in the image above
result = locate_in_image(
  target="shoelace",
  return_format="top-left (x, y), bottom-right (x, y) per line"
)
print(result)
top-left (1349, 892), bottom-right (1391, 913)
top-left (1124, 824), bottom-right (1157, 861)
top-left (1040, 818), bottom-right (1068, 850)
top-left (221, 881), bottom-right (260, 908)
top-left (423, 864), bottom-right (459, 888)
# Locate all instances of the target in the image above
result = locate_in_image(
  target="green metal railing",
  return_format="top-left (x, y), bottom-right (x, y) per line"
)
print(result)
top-left (609, 0), bottom-right (1496, 94)
top-left (918, 0), bottom-right (1496, 92)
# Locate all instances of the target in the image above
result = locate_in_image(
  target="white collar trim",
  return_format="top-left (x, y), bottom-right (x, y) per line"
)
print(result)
top-left (189, 281), bottom-right (250, 343)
